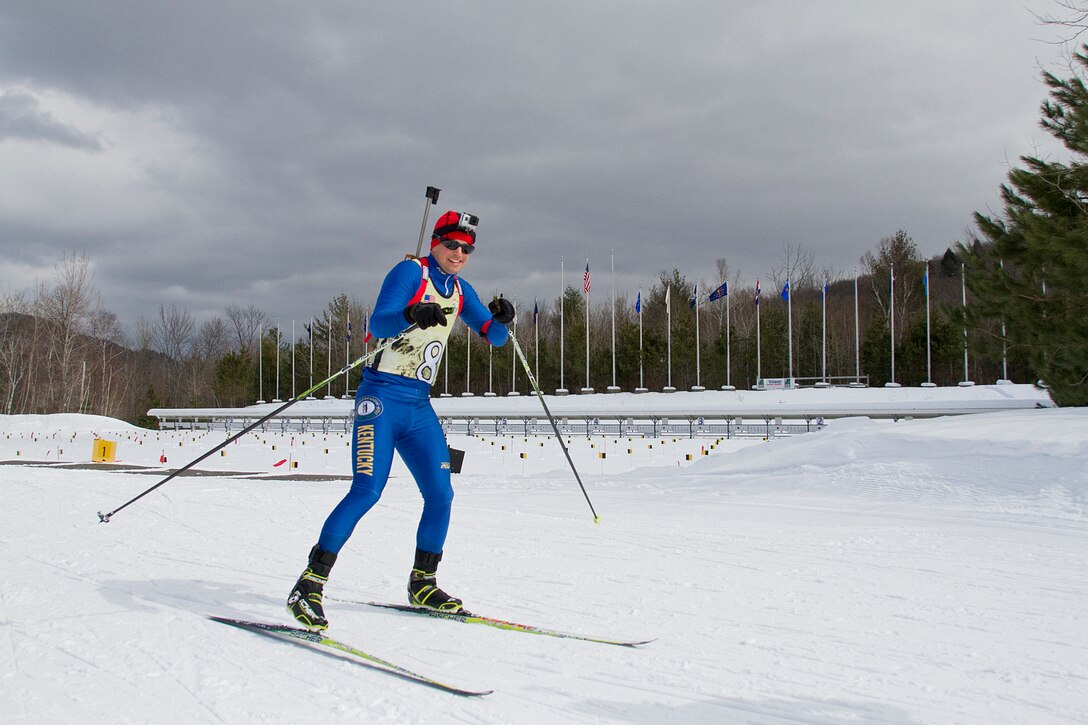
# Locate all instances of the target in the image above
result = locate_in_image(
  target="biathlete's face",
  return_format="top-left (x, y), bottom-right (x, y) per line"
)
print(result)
top-left (432, 239), bottom-right (472, 275)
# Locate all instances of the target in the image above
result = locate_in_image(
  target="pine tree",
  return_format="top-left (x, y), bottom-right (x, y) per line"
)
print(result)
top-left (963, 46), bottom-right (1088, 406)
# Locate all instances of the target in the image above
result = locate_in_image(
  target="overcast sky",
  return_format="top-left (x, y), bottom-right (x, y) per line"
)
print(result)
top-left (0, 1), bottom-right (1075, 336)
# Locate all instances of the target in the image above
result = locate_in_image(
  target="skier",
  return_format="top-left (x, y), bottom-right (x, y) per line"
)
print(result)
top-left (288, 210), bottom-right (516, 630)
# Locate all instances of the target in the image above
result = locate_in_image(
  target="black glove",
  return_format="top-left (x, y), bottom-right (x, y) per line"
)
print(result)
top-left (488, 297), bottom-right (516, 324)
top-left (404, 302), bottom-right (447, 330)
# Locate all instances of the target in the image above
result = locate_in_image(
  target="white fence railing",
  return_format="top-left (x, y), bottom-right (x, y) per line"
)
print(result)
top-left (153, 414), bottom-right (826, 439)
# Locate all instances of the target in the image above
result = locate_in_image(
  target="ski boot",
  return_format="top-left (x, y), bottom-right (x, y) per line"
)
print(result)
top-left (287, 545), bottom-right (337, 630)
top-left (407, 549), bottom-right (464, 613)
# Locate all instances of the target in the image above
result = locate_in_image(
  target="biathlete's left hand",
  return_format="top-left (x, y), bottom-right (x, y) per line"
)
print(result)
top-left (488, 297), bottom-right (516, 324)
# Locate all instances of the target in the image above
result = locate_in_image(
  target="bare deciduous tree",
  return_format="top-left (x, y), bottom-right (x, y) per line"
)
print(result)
top-left (0, 288), bottom-right (30, 414)
top-left (1032, 1), bottom-right (1088, 45)
top-left (35, 253), bottom-right (103, 411)
top-left (96, 311), bottom-right (128, 416)
top-left (195, 317), bottom-right (231, 361)
top-left (861, 230), bottom-right (924, 349)
top-left (771, 242), bottom-right (817, 292)
top-left (154, 304), bottom-right (195, 360)
top-left (225, 302), bottom-right (267, 353)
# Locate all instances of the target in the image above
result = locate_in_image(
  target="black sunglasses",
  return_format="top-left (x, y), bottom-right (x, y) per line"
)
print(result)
top-left (439, 239), bottom-right (475, 255)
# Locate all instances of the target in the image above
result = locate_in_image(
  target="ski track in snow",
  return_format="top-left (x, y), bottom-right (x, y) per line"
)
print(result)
top-left (1, 409), bottom-right (1087, 723)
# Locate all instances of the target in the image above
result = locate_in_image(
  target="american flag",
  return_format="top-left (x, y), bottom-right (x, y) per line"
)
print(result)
top-left (583, 262), bottom-right (591, 294)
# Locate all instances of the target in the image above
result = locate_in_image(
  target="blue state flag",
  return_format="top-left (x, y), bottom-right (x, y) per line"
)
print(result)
top-left (781, 280), bottom-right (790, 301)
top-left (708, 281), bottom-right (728, 302)
top-left (635, 291), bottom-right (641, 314)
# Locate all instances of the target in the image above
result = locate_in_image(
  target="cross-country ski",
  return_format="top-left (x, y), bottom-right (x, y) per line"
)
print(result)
top-left (209, 616), bottom-right (492, 697)
top-left (346, 600), bottom-right (654, 648)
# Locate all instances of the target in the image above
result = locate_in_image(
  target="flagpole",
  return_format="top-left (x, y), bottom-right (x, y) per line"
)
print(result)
top-left (534, 299), bottom-right (540, 385)
top-left (582, 256), bottom-right (592, 393)
top-left (558, 257), bottom-right (567, 395)
top-left (665, 284), bottom-right (675, 392)
top-left (291, 319), bottom-right (296, 400)
top-left (510, 297), bottom-right (518, 395)
top-left (962, 261), bottom-right (969, 382)
top-left (821, 279), bottom-right (827, 383)
top-left (274, 323), bottom-right (281, 402)
top-left (786, 280), bottom-right (793, 382)
top-left (609, 251), bottom-right (618, 392)
top-left (693, 282), bottom-right (704, 391)
top-left (636, 288), bottom-right (646, 392)
top-left (257, 323), bottom-right (265, 403)
top-left (723, 282), bottom-right (734, 390)
top-left (487, 342), bottom-right (493, 396)
top-left (344, 308), bottom-right (351, 398)
top-left (999, 259), bottom-right (1008, 382)
top-left (924, 262), bottom-right (933, 386)
top-left (854, 272), bottom-right (860, 385)
top-left (755, 277), bottom-right (762, 386)
top-left (308, 317), bottom-right (314, 396)
top-left (960, 262), bottom-right (973, 385)
top-left (888, 263), bottom-right (896, 386)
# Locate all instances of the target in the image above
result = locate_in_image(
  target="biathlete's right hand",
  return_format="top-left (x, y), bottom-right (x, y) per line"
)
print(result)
top-left (404, 302), bottom-right (447, 330)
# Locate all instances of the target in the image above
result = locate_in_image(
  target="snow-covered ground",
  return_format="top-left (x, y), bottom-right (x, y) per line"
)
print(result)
top-left (2, 407), bottom-right (1086, 724)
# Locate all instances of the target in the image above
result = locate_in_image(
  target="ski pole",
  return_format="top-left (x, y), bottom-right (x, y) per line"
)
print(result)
top-left (96, 325), bottom-right (417, 523)
top-left (507, 327), bottom-right (600, 524)
top-left (413, 186), bottom-right (442, 258)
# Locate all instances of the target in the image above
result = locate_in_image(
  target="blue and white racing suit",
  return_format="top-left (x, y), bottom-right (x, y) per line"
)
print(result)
top-left (316, 254), bottom-right (508, 555)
